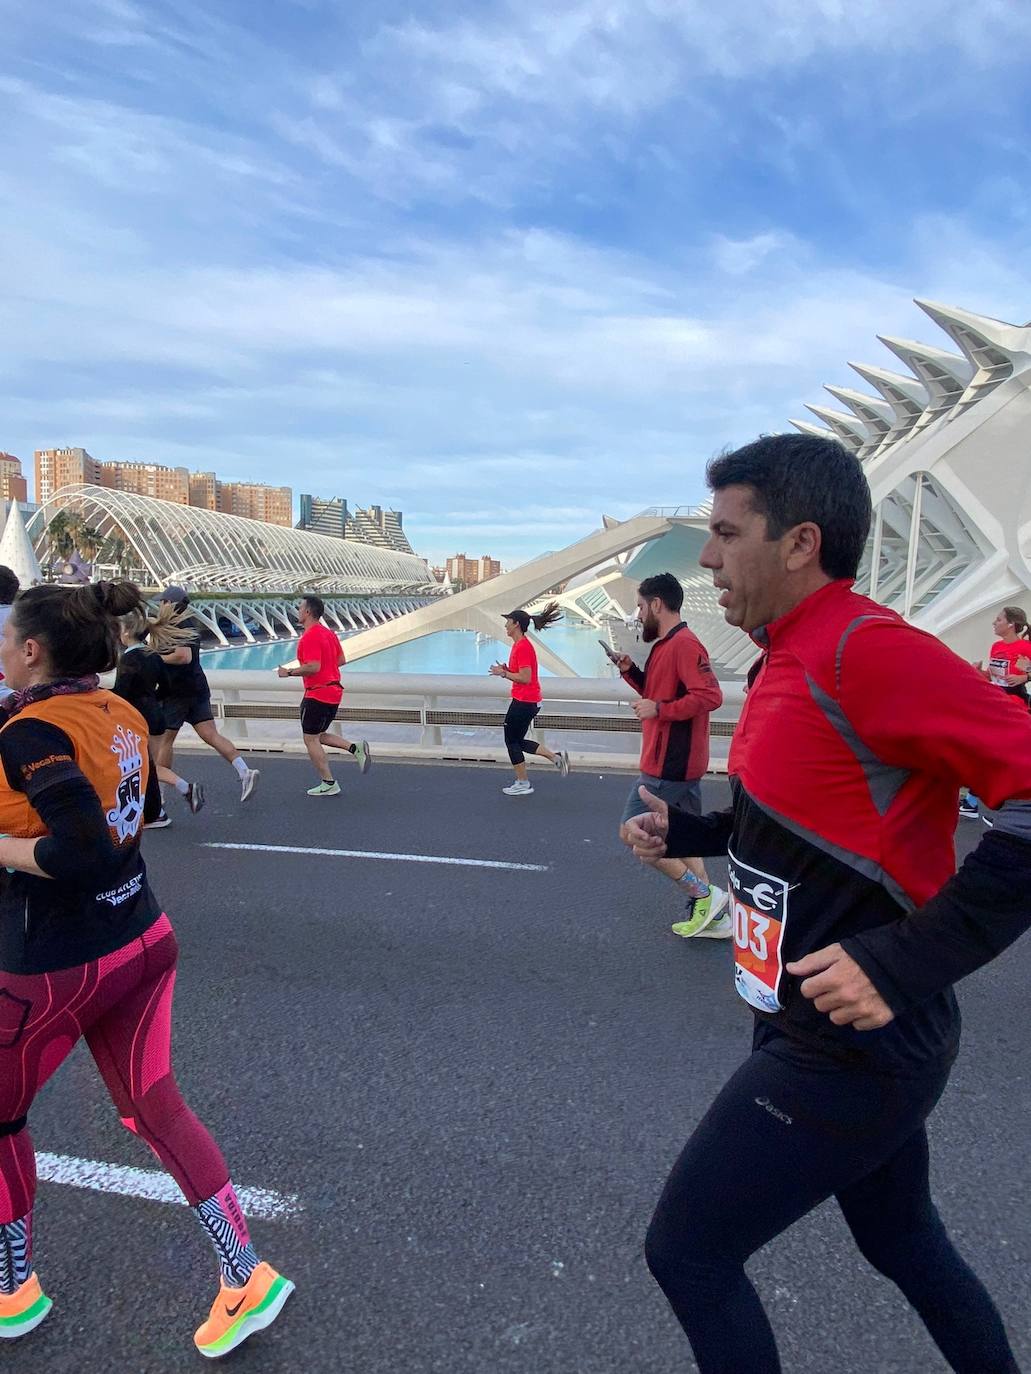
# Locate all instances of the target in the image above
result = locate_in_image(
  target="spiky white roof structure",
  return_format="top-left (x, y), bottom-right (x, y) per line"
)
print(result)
top-left (0, 502), bottom-right (43, 587)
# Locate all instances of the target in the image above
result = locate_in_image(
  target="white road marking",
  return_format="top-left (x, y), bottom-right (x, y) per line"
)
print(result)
top-left (35, 1153), bottom-right (300, 1219)
top-left (203, 842), bottom-right (548, 871)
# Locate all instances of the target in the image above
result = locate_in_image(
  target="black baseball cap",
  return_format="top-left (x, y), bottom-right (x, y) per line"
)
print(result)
top-left (503, 609), bottom-right (530, 631)
top-left (159, 585), bottom-right (189, 605)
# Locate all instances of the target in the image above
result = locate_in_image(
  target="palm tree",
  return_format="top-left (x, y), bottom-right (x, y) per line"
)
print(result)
top-left (78, 524), bottom-right (106, 569)
top-left (46, 511), bottom-right (78, 560)
top-left (98, 534), bottom-right (130, 577)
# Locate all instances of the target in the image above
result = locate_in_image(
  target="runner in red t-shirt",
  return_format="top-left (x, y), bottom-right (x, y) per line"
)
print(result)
top-left (960, 605), bottom-right (1031, 818)
top-left (489, 602), bottom-right (570, 796)
top-left (276, 595), bottom-right (370, 795)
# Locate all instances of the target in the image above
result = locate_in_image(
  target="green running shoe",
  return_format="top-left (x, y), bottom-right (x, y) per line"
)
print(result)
top-left (671, 884), bottom-right (730, 939)
top-left (307, 780), bottom-right (341, 796)
top-left (0, 1273), bottom-right (52, 1340)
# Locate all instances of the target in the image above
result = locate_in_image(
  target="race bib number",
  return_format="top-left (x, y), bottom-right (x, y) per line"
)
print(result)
top-left (727, 849), bottom-right (789, 1013)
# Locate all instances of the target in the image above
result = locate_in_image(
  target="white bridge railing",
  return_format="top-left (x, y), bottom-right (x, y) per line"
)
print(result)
top-left (199, 671), bottom-right (745, 769)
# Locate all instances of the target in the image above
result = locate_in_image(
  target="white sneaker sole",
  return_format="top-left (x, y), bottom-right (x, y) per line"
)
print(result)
top-left (240, 770), bottom-right (260, 803)
top-left (197, 1279), bottom-right (295, 1360)
top-left (693, 915), bottom-right (733, 940)
top-left (502, 787), bottom-right (534, 796)
top-left (0, 1295), bottom-right (52, 1339)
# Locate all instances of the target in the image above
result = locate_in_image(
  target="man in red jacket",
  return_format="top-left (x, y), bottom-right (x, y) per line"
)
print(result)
top-left (617, 572), bottom-right (726, 938)
top-left (626, 433), bottom-right (1028, 1374)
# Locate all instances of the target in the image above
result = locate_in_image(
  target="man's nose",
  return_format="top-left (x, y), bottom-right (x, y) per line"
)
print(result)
top-left (699, 536), bottom-right (718, 569)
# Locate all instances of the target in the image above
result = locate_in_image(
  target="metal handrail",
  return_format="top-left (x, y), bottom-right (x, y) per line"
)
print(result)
top-left (200, 671), bottom-right (744, 756)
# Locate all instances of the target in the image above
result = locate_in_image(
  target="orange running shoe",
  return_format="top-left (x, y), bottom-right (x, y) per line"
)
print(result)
top-left (0, 1273), bottom-right (53, 1340)
top-left (194, 1261), bottom-right (294, 1359)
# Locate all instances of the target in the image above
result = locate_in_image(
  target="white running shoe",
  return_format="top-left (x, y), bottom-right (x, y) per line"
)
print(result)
top-left (693, 909), bottom-right (733, 940)
top-left (240, 768), bottom-right (260, 802)
top-left (503, 779), bottom-right (534, 796)
top-left (556, 750), bottom-right (571, 778)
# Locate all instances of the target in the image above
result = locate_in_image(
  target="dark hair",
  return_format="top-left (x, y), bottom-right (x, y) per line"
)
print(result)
top-left (1002, 606), bottom-right (1031, 640)
top-left (706, 433), bottom-right (872, 580)
top-left (637, 572), bottom-right (684, 614)
top-left (0, 566), bottom-right (18, 605)
top-left (301, 594), bottom-right (325, 620)
top-left (11, 581), bottom-right (145, 677)
top-left (506, 600), bottom-right (562, 633)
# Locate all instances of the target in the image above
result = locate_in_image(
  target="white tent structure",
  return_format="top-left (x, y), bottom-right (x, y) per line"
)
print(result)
top-left (0, 501), bottom-right (43, 587)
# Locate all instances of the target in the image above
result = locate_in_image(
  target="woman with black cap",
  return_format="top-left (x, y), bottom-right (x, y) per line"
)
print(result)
top-left (154, 586), bottom-right (259, 803)
top-left (489, 601), bottom-right (570, 795)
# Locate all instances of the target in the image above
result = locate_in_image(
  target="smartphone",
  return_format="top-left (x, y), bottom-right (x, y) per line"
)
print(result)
top-left (598, 638), bottom-right (622, 664)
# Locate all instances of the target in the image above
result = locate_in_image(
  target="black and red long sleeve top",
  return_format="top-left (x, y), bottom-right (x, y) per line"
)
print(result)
top-left (621, 622), bottom-right (722, 781)
top-left (665, 579), bottom-right (1031, 1074)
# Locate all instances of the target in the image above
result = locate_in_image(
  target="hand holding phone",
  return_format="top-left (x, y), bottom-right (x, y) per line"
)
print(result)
top-left (599, 639), bottom-right (631, 671)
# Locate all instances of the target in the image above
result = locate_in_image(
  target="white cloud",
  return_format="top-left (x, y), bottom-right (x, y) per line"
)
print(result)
top-left (4, 2), bottom-right (1031, 564)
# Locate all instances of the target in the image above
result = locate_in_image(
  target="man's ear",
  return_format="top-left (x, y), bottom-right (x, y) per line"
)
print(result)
top-left (784, 521), bottom-right (822, 572)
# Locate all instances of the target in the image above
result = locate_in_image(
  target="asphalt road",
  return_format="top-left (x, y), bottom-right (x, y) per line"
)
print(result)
top-left (14, 755), bottom-right (1026, 1374)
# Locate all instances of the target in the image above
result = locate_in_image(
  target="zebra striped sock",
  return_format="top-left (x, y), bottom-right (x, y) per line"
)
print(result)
top-left (0, 1215), bottom-right (31, 1295)
top-left (194, 1186), bottom-right (259, 1287)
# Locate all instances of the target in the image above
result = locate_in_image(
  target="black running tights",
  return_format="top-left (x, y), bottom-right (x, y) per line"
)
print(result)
top-left (645, 1032), bottom-right (1019, 1373)
top-left (504, 700), bottom-right (540, 765)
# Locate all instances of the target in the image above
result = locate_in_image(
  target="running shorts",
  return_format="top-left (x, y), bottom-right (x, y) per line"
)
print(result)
top-left (300, 698), bottom-right (339, 736)
top-left (161, 694), bottom-right (215, 732)
top-left (621, 774), bottom-right (702, 827)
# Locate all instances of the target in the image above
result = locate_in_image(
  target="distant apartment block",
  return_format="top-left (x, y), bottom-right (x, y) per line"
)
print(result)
top-left (297, 494), bottom-right (349, 539)
top-left (297, 495), bottom-right (415, 555)
top-left (189, 471), bottom-right (218, 510)
top-left (0, 452), bottom-right (29, 504)
top-left (216, 482), bottom-right (292, 526)
top-left (349, 505), bottom-right (414, 555)
top-left (445, 553), bottom-right (502, 587)
top-left (34, 449), bottom-right (294, 526)
top-left (104, 461), bottom-right (191, 504)
top-left (35, 447), bottom-right (101, 503)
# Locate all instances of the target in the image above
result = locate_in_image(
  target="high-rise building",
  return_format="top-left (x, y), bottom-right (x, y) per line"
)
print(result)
top-left (348, 505), bottom-right (415, 555)
top-left (444, 553), bottom-right (501, 587)
top-left (445, 553), bottom-right (480, 587)
top-left (297, 494), bottom-right (415, 554)
top-left (0, 453), bottom-right (28, 504)
top-left (34, 448), bottom-right (293, 526)
top-left (100, 462), bottom-right (190, 504)
top-left (297, 494), bottom-right (349, 539)
top-left (216, 481), bottom-right (292, 527)
top-left (35, 447), bottom-right (101, 503)
top-left (189, 471), bottom-right (218, 510)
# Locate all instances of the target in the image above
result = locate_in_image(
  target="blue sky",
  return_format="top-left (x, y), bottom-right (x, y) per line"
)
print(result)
top-left (2, 0), bottom-right (1030, 565)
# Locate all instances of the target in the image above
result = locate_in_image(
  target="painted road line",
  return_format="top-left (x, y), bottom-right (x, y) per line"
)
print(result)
top-left (36, 1153), bottom-right (301, 1220)
top-left (203, 842), bottom-right (548, 871)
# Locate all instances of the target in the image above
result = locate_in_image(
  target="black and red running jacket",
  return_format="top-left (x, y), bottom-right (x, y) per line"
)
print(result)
top-left (665, 579), bottom-right (1031, 1074)
top-left (621, 623), bottom-right (722, 781)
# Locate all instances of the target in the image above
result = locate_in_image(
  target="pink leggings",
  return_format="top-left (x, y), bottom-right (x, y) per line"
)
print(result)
top-left (0, 915), bottom-right (229, 1223)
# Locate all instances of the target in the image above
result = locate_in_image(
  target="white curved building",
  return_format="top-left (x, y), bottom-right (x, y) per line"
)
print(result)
top-left (341, 300), bottom-right (1031, 674)
top-left (27, 484), bottom-right (438, 596)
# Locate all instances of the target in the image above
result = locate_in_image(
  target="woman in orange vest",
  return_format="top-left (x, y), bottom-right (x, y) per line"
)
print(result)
top-left (0, 582), bottom-right (292, 1357)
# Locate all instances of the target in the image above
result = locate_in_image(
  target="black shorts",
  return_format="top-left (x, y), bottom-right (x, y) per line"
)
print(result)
top-left (162, 694), bottom-right (215, 732)
top-left (300, 698), bottom-right (340, 736)
top-left (142, 706), bottom-right (167, 738)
